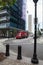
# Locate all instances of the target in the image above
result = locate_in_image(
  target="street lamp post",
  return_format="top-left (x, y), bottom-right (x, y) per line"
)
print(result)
top-left (31, 0), bottom-right (39, 64)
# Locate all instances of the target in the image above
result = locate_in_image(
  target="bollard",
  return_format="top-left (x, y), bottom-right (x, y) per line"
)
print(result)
top-left (5, 44), bottom-right (10, 56)
top-left (17, 45), bottom-right (22, 60)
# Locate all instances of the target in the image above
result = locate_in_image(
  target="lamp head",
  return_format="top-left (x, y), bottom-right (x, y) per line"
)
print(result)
top-left (33, 0), bottom-right (38, 3)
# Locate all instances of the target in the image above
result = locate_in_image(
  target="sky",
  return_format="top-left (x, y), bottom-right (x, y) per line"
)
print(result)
top-left (26, 0), bottom-right (42, 33)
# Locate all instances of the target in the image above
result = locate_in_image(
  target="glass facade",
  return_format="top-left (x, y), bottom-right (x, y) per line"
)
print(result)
top-left (0, 0), bottom-right (25, 30)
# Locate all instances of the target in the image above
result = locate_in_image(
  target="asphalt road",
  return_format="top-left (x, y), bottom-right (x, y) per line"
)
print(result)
top-left (10, 43), bottom-right (43, 60)
top-left (4, 37), bottom-right (43, 60)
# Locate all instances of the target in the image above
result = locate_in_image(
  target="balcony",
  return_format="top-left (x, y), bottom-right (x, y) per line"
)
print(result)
top-left (0, 16), bottom-right (10, 22)
top-left (0, 10), bottom-right (8, 15)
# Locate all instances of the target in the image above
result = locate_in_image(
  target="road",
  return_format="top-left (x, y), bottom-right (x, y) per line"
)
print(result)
top-left (4, 37), bottom-right (43, 60)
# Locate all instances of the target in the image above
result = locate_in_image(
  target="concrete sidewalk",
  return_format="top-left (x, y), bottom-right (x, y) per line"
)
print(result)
top-left (0, 51), bottom-right (43, 65)
top-left (0, 39), bottom-right (43, 65)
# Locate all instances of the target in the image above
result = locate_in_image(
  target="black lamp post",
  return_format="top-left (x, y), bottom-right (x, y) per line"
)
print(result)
top-left (31, 0), bottom-right (39, 64)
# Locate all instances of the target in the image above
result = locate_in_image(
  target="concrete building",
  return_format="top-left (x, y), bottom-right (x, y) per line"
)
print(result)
top-left (28, 15), bottom-right (32, 33)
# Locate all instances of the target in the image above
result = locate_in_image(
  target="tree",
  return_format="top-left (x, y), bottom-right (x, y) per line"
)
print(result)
top-left (0, 0), bottom-right (16, 9)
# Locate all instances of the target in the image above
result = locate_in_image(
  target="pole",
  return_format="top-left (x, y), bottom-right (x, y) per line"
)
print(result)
top-left (34, 3), bottom-right (37, 58)
top-left (31, 2), bottom-right (39, 64)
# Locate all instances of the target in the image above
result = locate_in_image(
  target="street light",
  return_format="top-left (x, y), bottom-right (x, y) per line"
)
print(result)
top-left (31, 0), bottom-right (39, 64)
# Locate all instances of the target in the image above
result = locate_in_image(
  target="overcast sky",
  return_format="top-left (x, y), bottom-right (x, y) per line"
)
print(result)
top-left (26, 0), bottom-right (42, 32)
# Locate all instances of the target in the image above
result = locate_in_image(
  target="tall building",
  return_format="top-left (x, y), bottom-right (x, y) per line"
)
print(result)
top-left (21, 0), bottom-right (27, 31)
top-left (0, 0), bottom-right (25, 37)
top-left (22, 0), bottom-right (27, 20)
top-left (16, 0), bottom-right (23, 17)
top-left (42, 0), bottom-right (43, 28)
top-left (28, 15), bottom-right (32, 33)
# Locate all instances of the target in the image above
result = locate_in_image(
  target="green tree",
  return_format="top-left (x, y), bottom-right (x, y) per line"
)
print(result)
top-left (0, 0), bottom-right (16, 9)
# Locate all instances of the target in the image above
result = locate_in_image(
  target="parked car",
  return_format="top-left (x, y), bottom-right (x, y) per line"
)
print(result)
top-left (16, 31), bottom-right (28, 39)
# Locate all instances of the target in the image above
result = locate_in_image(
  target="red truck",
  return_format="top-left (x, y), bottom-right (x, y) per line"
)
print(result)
top-left (16, 31), bottom-right (28, 39)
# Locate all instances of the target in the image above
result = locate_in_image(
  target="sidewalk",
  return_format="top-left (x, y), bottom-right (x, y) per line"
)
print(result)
top-left (0, 50), bottom-right (43, 65)
top-left (0, 39), bottom-right (43, 65)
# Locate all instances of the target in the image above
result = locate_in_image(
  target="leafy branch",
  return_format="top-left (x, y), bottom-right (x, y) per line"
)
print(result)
top-left (0, 0), bottom-right (16, 9)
